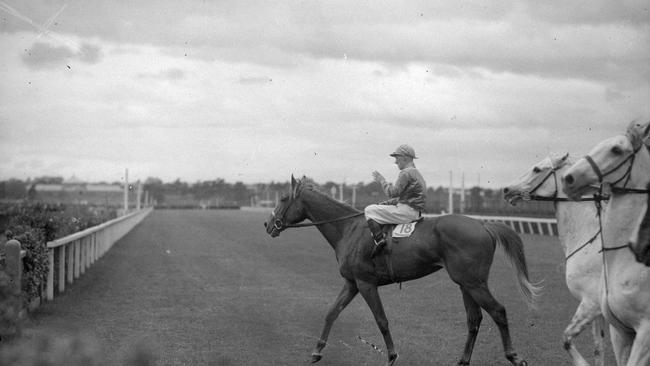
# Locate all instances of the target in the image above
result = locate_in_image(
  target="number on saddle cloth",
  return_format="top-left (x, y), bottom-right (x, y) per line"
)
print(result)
top-left (391, 217), bottom-right (422, 238)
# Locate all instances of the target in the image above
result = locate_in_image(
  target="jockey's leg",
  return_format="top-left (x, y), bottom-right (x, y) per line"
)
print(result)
top-left (364, 205), bottom-right (389, 258)
top-left (367, 219), bottom-right (387, 258)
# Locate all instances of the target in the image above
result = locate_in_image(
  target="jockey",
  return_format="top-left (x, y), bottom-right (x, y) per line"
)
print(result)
top-left (365, 144), bottom-right (427, 258)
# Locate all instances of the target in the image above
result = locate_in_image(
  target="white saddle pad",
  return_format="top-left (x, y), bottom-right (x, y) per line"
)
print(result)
top-left (392, 222), bottom-right (417, 238)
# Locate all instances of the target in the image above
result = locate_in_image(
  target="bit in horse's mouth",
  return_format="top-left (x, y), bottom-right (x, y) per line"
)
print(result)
top-left (505, 194), bottom-right (524, 206)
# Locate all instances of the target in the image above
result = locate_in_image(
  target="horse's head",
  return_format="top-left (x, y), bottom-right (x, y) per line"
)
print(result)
top-left (562, 119), bottom-right (650, 200)
top-left (503, 152), bottom-right (571, 205)
top-left (264, 175), bottom-right (309, 237)
top-left (629, 183), bottom-right (650, 266)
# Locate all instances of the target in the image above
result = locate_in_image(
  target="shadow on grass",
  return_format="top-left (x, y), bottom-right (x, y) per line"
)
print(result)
top-left (0, 332), bottom-right (157, 366)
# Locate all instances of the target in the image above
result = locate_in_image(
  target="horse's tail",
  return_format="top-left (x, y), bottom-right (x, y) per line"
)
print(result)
top-left (483, 221), bottom-right (543, 308)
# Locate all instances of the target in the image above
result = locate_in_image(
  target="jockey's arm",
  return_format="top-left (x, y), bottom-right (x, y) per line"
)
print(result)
top-left (382, 170), bottom-right (409, 198)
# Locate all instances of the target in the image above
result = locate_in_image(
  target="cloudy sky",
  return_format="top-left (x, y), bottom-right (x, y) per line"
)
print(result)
top-left (1, 1), bottom-right (648, 188)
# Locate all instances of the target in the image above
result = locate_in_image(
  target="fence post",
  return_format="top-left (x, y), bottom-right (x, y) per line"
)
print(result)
top-left (3, 240), bottom-right (23, 297)
top-left (1, 239), bottom-right (24, 338)
top-left (47, 248), bottom-right (54, 301)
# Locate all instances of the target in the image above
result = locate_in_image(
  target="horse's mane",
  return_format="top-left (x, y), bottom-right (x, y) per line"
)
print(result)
top-left (295, 177), bottom-right (361, 212)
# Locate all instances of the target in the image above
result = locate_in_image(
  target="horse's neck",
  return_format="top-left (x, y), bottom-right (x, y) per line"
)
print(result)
top-left (555, 200), bottom-right (601, 256)
top-left (302, 190), bottom-right (357, 220)
top-left (553, 166), bottom-right (602, 256)
top-left (301, 190), bottom-right (361, 250)
top-left (603, 149), bottom-right (650, 249)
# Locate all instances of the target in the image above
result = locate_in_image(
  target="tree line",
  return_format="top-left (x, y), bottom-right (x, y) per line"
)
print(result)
top-left (0, 176), bottom-right (554, 217)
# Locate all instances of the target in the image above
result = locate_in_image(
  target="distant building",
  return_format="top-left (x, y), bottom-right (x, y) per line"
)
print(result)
top-left (29, 176), bottom-right (123, 206)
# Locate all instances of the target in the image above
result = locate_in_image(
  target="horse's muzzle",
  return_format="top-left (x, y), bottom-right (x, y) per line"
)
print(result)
top-left (263, 221), bottom-right (281, 237)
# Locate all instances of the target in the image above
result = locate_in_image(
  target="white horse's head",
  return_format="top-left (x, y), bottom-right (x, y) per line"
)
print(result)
top-left (503, 152), bottom-right (572, 204)
top-left (562, 119), bottom-right (650, 200)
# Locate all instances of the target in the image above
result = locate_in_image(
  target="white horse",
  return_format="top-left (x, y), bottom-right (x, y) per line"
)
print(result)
top-left (628, 183), bottom-right (650, 266)
top-left (503, 152), bottom-right (606, 366)
top-left (562, 119), bottom-right (650, 366)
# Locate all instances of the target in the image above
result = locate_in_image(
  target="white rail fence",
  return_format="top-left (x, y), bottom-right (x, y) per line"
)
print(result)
top-left (423, 214), bottom-right (558, 237)
top-left (45, 207), bottom-right (153, 301)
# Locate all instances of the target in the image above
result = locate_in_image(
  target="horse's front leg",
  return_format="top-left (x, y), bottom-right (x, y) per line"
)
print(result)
top-left (562, 300), bottom-right (602, 366)
top-left (357, 280), bottom-right (398, 366)
top-left (608, 324), bottom-right (633, 366)
top-left (311, 279), bottom-right (358, 363)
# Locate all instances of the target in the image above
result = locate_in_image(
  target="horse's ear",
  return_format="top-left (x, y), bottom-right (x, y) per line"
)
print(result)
top-left (550, 151), bottom-right (569, 165)
top-left (560, 152), bottom-right (569, 161)
top-left (626, 120), bottom-right (642, 149)
top-left (291, 175), bottom-right (299, 198)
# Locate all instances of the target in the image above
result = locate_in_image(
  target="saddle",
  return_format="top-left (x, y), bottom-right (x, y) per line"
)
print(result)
top-left (374, 217), bottom-right (424, 284)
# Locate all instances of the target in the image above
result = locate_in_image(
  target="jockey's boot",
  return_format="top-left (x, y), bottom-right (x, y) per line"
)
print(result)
top-left (367, 219), bottom-right (387, 258)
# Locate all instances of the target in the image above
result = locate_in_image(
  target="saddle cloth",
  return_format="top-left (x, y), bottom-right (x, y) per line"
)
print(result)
top-left (388, 217), bottom-right (423, 238)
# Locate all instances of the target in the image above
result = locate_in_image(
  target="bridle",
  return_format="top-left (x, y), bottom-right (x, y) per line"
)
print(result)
top-left (525, 164), bottom-right (561, 202)
top-left (578, 142), bottom-right (649, 254)
top-left (269, 196), bottom-right (364, 233)
top-left (583, 144), bottom-right (640, 192)
top-left (523, 159), bottom-right (607, 261)
top-left (525, 161), bottom-right (606, 203)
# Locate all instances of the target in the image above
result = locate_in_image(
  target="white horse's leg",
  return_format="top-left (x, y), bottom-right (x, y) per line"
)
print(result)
top-left (609, 324), bottom-right (633, 366)
top-left (625, 324), bottom-right (650, 366)
top-left (591, 315), bottom-right (606, 366)
top-left (563, 300), bottom-right (601, 366)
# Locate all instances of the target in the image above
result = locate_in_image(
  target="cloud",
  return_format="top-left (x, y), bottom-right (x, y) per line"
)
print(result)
top-left (21, 41), bottom-right (102, 69)
top-left (4, 1), bottom-right (647, 87)
top-left (239, 76), bottom-right (273, 84)
top-left (136, 67), bottom-right (185, 81)
top-left (525, 0), bottom-right (650, 25)
top-left (21, 42), bottom-right (74, 68)
top-left (78, 43), bottom-right (101, 63)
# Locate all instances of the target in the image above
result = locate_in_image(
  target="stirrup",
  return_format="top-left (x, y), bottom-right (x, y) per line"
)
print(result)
top-left (371, 236), bottom-right (386, 258)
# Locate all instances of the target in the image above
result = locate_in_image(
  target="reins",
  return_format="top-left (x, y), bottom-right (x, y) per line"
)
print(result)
top-left (283, 212), bottom-right (365, 228)
top-left (585, 142), bottom-right (648, 334)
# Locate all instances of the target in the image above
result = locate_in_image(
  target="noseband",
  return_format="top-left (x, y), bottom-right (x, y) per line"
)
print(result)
top-left (270, 199), bottom-right (294, 232)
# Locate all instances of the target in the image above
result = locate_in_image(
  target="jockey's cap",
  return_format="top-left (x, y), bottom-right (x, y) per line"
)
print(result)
top-left (389, 144), bottom-right (417, 159)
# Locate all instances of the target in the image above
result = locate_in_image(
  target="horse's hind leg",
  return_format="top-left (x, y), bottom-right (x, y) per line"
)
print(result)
top-left (458, 286), bottom-right (483, 366)
top-left (465, 285), bottom-right (527, 366)
top-left (311, 279), bottom-right (358, 363)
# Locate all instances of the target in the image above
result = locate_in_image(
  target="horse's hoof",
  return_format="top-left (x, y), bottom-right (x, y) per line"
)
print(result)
top-left (386, 353), bottom-right (398, 366)
top-left (517, 360), bottom-right (528, 366)
top-left (457, 361), bottom-right (470, 366)
top-left (310, 353), bottom-right (322, 363)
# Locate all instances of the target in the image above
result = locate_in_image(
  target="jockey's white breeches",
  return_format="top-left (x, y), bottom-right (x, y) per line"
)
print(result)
top-left (364, 203), bottom-right (420, 224)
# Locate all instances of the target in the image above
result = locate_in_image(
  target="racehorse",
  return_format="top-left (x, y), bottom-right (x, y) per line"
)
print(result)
top-left (264, 175), bottom-right (541, 366)
top-left (562, 119), bottom-right (650, 366)
top-left (503, 152), bottom-right (607, 366)
top-left (628, 183), bottom-right (650, 266)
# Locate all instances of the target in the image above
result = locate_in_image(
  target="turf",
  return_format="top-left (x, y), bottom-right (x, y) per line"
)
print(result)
top-left (17, 210), bottom-right (614, 365)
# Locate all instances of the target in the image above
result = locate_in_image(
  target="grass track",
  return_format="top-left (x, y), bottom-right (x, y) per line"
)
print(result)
top-left (18, 210), bottom-right (614, 365)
